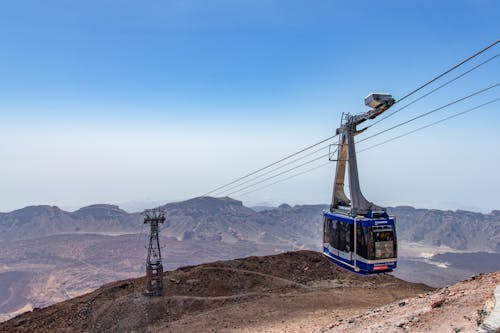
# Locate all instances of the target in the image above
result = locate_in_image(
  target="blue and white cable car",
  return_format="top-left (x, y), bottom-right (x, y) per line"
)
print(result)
top-left (323, 210), bottom-right (397, 274)
top-left (323, 93), bottom-right (398, 274)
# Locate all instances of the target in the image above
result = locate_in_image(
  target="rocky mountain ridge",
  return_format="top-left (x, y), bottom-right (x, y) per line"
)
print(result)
top-left (1, 197), bottom-right (499, 252)
top-left (389, 206), bottom-right (500, 251)
top-left (0, 204), bottom-right (140, 241)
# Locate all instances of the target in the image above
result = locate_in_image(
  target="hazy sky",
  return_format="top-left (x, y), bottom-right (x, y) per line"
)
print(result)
top-left (1, 1), bottom-right (499, 212)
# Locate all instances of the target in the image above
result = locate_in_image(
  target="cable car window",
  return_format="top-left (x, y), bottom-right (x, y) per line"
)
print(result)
top-left (325, 219), bottom-right (337, 248)
top-left (337, 222), bottom-right (351, 252)
top-left (337, 222), bottom-right (345, 251)
top-left (365, 226), bottom-right (374, 260)
top-left (356, 225), bottom-right (368, 259)
top-left (330, 221), bottom-right (340, 249)
top-left (329, 219), bottom-right (333, 242)
top-left (374, 230), bottom-right (395, 259)
top-left (348, 224), bottom-right (354, 253)
top-left (375, 231), bottom-right (394, 242)
top-left (323, 218), bottom-right (330, 243)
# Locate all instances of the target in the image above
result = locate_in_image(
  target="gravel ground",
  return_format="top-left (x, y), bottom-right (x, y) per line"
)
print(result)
top-left (319, 271), bottom-right (500, 333)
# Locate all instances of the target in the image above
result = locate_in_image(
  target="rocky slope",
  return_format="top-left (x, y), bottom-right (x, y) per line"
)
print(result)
top-left (320, 271), bottom-right (500, 333)
top-left (0, 251), bottom-right (433, 333)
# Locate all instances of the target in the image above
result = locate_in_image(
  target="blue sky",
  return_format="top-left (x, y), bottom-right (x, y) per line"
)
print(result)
top-left (0, 1), bottom-right (499, 212)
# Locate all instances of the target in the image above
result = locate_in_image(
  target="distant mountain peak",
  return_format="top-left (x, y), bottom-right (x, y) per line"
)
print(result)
top-left (278, 203), bottom-right (292, 209)
top-left (9, 205), bottom-right (65, 218)
top-left (163, 196), bottom-right (244, 211)
top-left (73, 204), bottom-right (128, 220)
top-left (74, 204), bottom-right (125, 213)
top-left (12, 205), bottom-right (62, 212)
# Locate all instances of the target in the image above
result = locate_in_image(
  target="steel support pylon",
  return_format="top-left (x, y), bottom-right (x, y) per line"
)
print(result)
top-left (143, 208), bottom-right (166, 296)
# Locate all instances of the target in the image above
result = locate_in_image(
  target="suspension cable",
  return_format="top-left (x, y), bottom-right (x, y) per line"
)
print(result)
top-left (390, 40), bottom-right (498, 107)
top-left (235, 97), bottom-right (499, 197)
top-left (224, 85), bottom-right (498, 196)
top-left (216, 85), bottom-right (498, 196)
top-left (226, 153), bottom-right (330, 196)
top-left (358, 83), bottom-right (499, 144)
top-left (201, 40), bottom-right (499, 197)
top-left (238, 161), bottom-right (333, 197)
top-left (201, 135), bottom-right (337, 196)
top-left (365, 52), bottom-right (499, 130)
top-left (213, 143), bottom-right (331, 196)
top-left (358, 97), bottom-right (500, 153)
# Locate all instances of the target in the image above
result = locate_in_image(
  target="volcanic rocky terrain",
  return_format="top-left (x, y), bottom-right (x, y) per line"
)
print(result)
top-left (0, 251), bottom-right (434, 333)
top-left (1, 196), bottom-right (500, 324)
top-left (2, 250), bottom-right (499, 333)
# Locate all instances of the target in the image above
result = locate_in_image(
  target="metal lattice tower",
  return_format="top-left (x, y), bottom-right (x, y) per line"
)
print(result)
top-left (143, 208), bottom-right (166, 296)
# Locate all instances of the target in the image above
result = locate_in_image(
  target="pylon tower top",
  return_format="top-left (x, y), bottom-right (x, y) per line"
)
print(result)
top-left (143, 208), bottom-right (166, 224)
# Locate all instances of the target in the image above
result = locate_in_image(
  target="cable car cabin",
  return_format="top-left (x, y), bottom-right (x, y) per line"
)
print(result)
top-left (322, 210), bottom-right (397, 274)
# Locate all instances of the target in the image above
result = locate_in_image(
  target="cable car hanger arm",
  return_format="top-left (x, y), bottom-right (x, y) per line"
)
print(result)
top-left (331, 93), bottom-right (395, 216)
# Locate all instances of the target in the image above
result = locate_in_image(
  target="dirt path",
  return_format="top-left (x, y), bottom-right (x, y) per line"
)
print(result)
top-left (153, 283), bottom-right (430, 333)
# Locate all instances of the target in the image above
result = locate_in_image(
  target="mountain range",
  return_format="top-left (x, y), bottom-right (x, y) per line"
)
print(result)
top-left (2, 197), bottom-right (499, 252)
